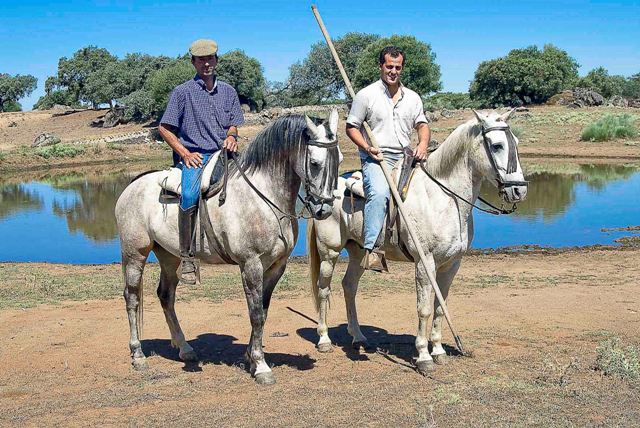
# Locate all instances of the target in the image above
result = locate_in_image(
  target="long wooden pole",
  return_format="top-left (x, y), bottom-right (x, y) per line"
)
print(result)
top-left (311, 5), bottom-right (467, 355)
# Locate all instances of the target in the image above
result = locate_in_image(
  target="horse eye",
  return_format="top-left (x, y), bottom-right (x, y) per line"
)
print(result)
top-left (491, 143), bottom-right (504, 151)
top-left (310, 159), bottom-right (321, 167)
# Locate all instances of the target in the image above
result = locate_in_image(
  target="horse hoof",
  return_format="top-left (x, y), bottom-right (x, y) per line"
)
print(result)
top-left (352, 340), bottom-right (373, 352)
top-left (432, 353), bottom-right (447, 365)
top-left (132, 358), bottom-right (149, 371)
top-left (180, 350), bottom-right (199, 362)
top-left (416, 359), bottom-right (436, 376)
top-left (317, 343), bottom-right (333, 353)
top-left (254, 372), bottom-right (276, 385)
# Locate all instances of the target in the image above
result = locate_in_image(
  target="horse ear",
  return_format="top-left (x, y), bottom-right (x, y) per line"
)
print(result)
top-left (472, 109), bottom-right (485, 124)
top-left (328, 109), bottom-right (339, 136)
top-left (305, 115), bottom-right (319, 138)
top-left (500, 108), bottom-right (516, 122)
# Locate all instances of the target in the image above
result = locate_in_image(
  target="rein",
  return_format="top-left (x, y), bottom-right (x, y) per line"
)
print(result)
top-left (417, 122), bottom-right (531, 216)
top-left (418, 161), bottom-right (517, 215)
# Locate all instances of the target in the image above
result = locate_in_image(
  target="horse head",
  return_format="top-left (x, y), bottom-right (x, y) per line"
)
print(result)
top-left (472, 109), bottom-right (528, 203)
top-left (300, 108), bottom-right (343, 220)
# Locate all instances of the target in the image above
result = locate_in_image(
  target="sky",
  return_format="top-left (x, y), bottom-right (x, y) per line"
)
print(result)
top-left (2, 0), bottom-right (639, 110)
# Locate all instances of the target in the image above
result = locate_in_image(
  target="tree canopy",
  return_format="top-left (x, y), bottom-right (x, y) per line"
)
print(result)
top-left (469, 44), bottom-right (579, 107)
top-left (217, 50), bottom-right (267, 111)
top-left (56, 46), bottom-right (118, 107)
top-left (0, 73), bottom-right (37, 112)
top-left (284, 32), bottom-right (380, 106)
top-left (353, 34), bottom-right (442, 96)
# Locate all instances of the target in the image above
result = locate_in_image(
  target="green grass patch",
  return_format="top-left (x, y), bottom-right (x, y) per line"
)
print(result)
top-left (510, 124), bottom-right (524, 139)
top-left (35, 143), bottom-right (86, 159)
top-left (595, 337), bottom-right (640, 382)
top-left (581, 114), bottom-right (638, 142)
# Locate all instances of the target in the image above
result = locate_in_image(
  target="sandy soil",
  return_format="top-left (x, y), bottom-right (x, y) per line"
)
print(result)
top-left (1, 105), bottom-right (639, 172)
top-left (1, 247), bottom-right (639, 426)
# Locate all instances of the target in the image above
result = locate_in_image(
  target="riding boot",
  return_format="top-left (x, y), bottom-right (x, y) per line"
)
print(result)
top-left (178, 205), bottom-right (199, 286)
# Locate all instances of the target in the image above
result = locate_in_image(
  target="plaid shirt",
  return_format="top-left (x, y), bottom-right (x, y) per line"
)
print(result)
top-left (161, 75), bottom-right (245, 157)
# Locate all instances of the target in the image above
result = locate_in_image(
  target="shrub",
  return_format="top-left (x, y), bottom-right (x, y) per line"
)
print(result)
top-left (581, 114), bottom-right (638, 142)
top-left (576, 67), bottom-right (626, 98)
top-left (595, 337), bottom-right (640, 381)
top-left (119, 89), bottom-right (155, 122)
top-left (35, 144), bottom-right (86, 159)
top-left (423, 92), bottom-right (479, 111)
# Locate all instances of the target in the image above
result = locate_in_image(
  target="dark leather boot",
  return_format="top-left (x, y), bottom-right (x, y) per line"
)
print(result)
top-left (178, 205), bottom-right (199, 285)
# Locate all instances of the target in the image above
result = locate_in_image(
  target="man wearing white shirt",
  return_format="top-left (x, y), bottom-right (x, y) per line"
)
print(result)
top-left (346, 46), bottom-right (431, 271)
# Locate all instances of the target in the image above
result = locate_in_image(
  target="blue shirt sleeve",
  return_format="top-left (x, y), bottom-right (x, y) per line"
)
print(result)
top-left (228, 89), bottom-right (245, 127)
top-left (160, 87), bottom-right (185, 128)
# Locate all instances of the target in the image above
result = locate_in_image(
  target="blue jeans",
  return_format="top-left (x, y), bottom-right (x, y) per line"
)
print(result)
top-left (179, 153), bottom-right (212, 210)
top-left (361, 150), bottom-right (403, 250)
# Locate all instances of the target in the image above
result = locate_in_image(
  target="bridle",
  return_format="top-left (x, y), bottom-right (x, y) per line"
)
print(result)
top-left (224, 134), bottom-right (339, 221)
top-left (419, 123), bottom-right (528, 216)
top-left (480, 124), bottom-right (529, 190)
top-left (302, 137), bottom-right (340, 209)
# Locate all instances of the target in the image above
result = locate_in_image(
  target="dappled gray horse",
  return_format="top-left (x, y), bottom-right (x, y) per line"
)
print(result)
top-left (308, 110), bottom-right (528, 374)
top-left (116, 110), bottom-right (341, 384)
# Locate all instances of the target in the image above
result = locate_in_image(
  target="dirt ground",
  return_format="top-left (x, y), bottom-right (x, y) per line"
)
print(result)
top-left (1, 247), bottom-right (639, 426)
top-left (1, 105), bottom-right (639, 172)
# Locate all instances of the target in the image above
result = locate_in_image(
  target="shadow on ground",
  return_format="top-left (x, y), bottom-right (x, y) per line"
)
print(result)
top-left (142, 332), bottom-right (317, 373)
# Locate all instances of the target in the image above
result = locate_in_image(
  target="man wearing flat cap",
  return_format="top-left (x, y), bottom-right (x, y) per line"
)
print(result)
top-left (159, 39), bottom-right (244, 285)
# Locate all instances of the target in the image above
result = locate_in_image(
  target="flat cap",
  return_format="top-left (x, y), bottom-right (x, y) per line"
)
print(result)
top-left (189, 39), bottom-right (218, 56)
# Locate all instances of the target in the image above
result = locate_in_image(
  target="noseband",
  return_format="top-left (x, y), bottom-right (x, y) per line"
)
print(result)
top-left (481, 125), bottom-right (529, 190)
top-left (302, 138), bottom-right (339, 208)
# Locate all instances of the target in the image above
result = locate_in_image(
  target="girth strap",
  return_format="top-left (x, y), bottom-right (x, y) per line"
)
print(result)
top-left (197, 196), bottom-right (237, 265)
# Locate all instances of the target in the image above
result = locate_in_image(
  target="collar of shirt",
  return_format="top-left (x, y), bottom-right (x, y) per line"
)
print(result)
top-left (194, 74), bottom-right (218, 93)
top-left (377, 79), bottom-right (405, 103)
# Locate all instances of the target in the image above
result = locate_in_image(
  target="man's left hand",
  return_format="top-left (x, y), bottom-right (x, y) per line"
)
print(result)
top-left (414, 141), bottom-right (429, 161)
top-left (223, 135), bottom-right (239, 153)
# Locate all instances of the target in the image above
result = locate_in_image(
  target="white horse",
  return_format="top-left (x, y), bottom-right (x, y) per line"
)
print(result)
top-left (307, 110), bottom-right (528, 374)
top-left (116, 110), bottom-right (341, 385)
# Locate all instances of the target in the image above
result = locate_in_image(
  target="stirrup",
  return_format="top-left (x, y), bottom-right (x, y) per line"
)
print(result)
top-left (360, 249), bottom-right (389, 273)
top-left (179, 258), bottom-right (201, 286)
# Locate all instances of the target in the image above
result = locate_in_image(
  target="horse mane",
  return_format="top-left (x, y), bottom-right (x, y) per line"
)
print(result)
top-left (236, 114), bottom-right (313, 176)
top-left (426, 118), bottom-right (481, 178)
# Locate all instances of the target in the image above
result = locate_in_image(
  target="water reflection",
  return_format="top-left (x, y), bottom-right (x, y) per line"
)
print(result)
top-left (480, 163), bottom-right (640, 222)
top-left (50, 175), bottom-right (130, 241)
top-left (0, 184), bottom-right (43, 219)
top-left (0, 161), bottom-right (638, 263)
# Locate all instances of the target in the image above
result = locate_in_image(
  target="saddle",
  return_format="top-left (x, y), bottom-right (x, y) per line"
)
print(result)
top-left (156, 150), bottom-right (237, 265)
top-left (344, 147), bottom-right (418, 261)
top-left (157, 150), bottom-right (231, 205)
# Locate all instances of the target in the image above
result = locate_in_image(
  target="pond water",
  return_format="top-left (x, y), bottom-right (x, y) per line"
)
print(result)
top-left (0, 162), bottom-right (638, 264)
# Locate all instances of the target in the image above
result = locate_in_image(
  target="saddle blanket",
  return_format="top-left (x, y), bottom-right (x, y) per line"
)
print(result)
top-left (157, 151), bottom-right (221, 195)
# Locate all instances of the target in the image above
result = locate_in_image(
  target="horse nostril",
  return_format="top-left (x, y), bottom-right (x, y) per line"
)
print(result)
top-left (514, 187), bottom-right (521, 198)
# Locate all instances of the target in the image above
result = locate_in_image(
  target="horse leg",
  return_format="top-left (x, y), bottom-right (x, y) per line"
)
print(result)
top-left (342, 242), bottom-right (369, 350)
top-left (154, 245), bottom-right (198, 362)
top-left (315, 248), bottom-right (339, 353)
top-left (241, 257), bottom-right (275, 385)
top-left (430, 260), bottom-right (460, 364)
top-left (262, 256), bottom-right (288, 319)
top-left (122, 250), bottom-right (150, 371)
top-left (415, 254), bottom-right (437, 375)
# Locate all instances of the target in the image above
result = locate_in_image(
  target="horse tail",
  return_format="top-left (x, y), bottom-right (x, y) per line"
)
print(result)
top-left (307, 219), bottom-right (321, 314)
